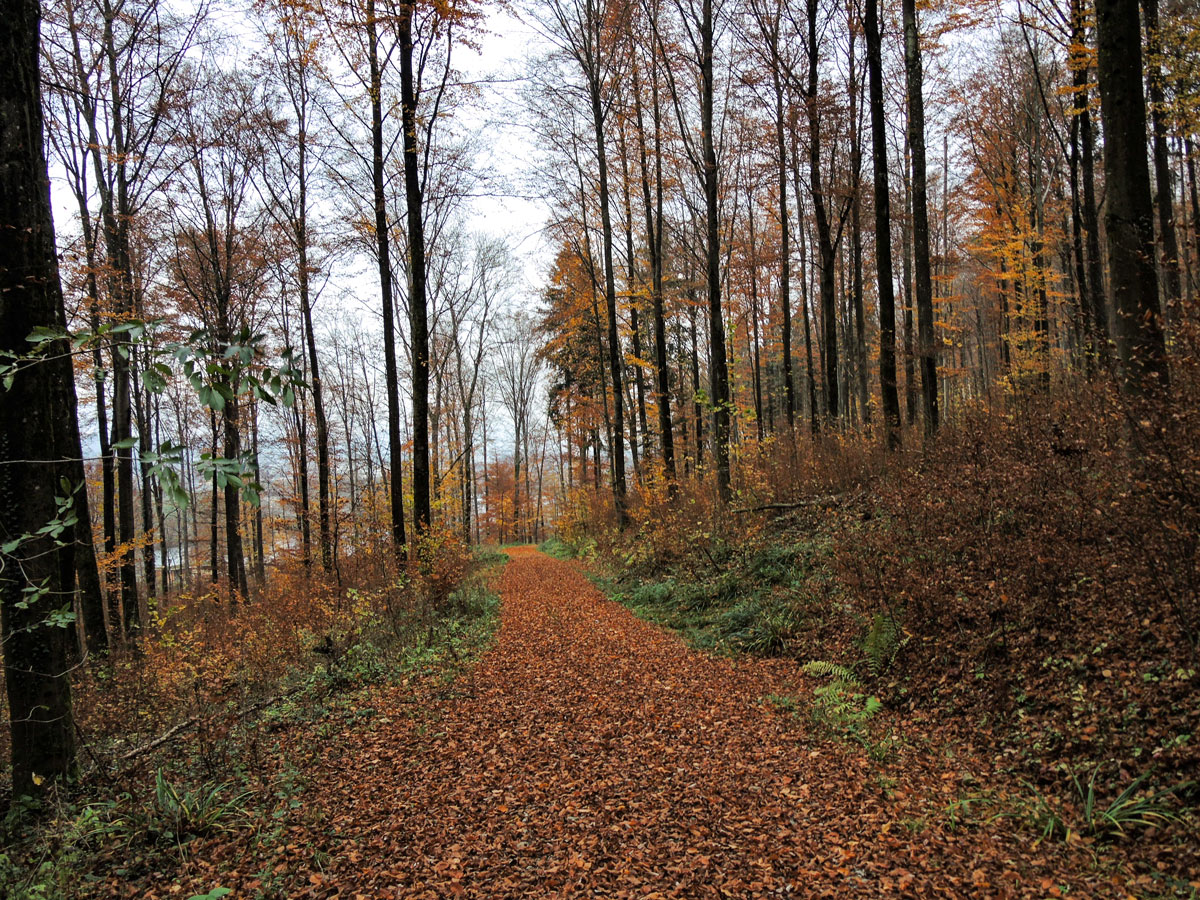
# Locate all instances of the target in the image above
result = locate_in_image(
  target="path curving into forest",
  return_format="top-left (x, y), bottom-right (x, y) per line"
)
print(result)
top-left (276, 548), bottom-right (1117, 899)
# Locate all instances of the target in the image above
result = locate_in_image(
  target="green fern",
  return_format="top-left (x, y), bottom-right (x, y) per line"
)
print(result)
top-left (803, 660), bottom-right (882, 749)
top-left (802, 660), bottom-right (858, 683)
top-left (864, 614), bottom-right (901, 676)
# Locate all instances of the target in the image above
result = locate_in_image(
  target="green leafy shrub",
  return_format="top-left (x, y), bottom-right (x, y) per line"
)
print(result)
top-left (802, 660), bottom-right (882, 744)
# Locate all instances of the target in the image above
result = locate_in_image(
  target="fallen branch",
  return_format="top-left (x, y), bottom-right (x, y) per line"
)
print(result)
top-left (98, 685), bottom-right (308, 771)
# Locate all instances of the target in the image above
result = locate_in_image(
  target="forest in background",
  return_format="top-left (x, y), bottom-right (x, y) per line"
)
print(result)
top-left (3, 0), bottom-right (1200, 892)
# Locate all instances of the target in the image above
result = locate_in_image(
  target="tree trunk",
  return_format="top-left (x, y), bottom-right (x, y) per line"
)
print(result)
top-left (848, 15), bottom-right (869, 424)
top-left (0, 0), bottom-right (78, 791)
top-left (865, 0), bottom-right (901, 447)
top-left (1071, 0), bottom-right (1108, 347)
top-left (369, 0), bottom-right (407, 554)
top-left (589, 74), bottom-right (628, 525)
top-left (807, 0), bottom-right (839, 422)
top-left (903, 0), bottom-right (939, 434)
top-left (1096, 0), bottom-right (1169, 393)
top-left (1142, 0), bottom-right (1182, 316)
top-left (772, 62), bottom-right (795, 430)
top-left (297, 133), bottom-right (332, 572)
top-left (399, 1), bottom-right (431, 538)
top-left (633, 62), bottom-right (676, 483)
top-left (701, 0), bottom-right (731, 502)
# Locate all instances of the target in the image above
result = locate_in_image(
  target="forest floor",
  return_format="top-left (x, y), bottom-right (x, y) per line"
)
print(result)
top-left (86, 546), bottom-right (1154, 899)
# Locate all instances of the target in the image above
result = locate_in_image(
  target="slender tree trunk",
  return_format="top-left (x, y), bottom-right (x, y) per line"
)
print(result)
top-left (399, 1), bottom-right (431, 538)
top-left (1068, 109), bottom-right (1092, 369)
top-left (369, 0), bottom-right (407, 553)
top-left (251, 399), bottom-right (266, 583)
top-left (807, 0), bottom-right (839, 422)
top-left (135, 378), bottom-right (156, 597)
top-left (75, 214), bottom-right (111, 649)
top-left (296, 138), bottom-right (332, 572)
top-left (865, 0), bottom-right (901, 447)
top-left (590, 79), bottom-right (628, 525)
top-left (747, 201), bottom-right (765, 438)
top-left (209, 410), bottom-right (220, 584)
top-left (633, 62), bottom-right (675, 483)
top-left (220, 346), bottom-right (248, 600)
top-left (1142, 0), bottom-right (1182, 316)
top-left (690, 298), bottom-right (704, 467)
top-left (848, 15), bottom-right (869, 424)
top-left (1071, 0), bottom-right (1108, 346)
top-left (903, 0), bottom-right (939, 434)
top-left (792, 139), bottom-right (819, 433)
top-left (902, 149), bottom-right (918, 423)
top-left (772, 63), bottom-right (795, 429)
top-left (618, 120), bottom-right (648, 459)
top-left (701, 0), bottom-right (731, 501)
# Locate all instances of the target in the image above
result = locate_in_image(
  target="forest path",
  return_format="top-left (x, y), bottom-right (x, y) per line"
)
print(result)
top-left (287, 548), bottom-right (1116, 899)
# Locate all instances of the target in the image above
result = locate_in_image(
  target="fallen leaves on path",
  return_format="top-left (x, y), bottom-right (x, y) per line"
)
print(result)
top-left (116, 549), bottom-right (1134, 898)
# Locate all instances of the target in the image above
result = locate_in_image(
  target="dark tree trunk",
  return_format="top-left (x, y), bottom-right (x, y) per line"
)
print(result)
top-left (902, 150), bottom-right (918, 424)
top-left (368, 0), bottom-right (407, 554)
top-left (221, 361), bottom-right (247, 601)
top-left (292, 392), bottom-right (312, 568)
top-left (1142, 0), bottom-right (1182, 315)
top-left (251, 400), bottom-right (266, 583)
top-left (903, 0), bottom-right (939, 434)
top-left (747, 202), bottom-right (765, 439)
top-left (590, 76), bottom-right (628, 525)
top-left (633, 62), bottom-right (676, 483)
top-left (0, 0), bottom-right (78, 792)
top-left (689, 298), bottom-right (704, 467)
top-left (791, 139), bottom-right (819, 433)
top-left (701, 0), bottom-right (731, 502)
top-left (865, 0), bottom-right (901, 447)
top-left (76, 214), bottom-right (111, 650)
top-left (806, 0), bottom-right (839, 422)
top-left (848, 16), bottom-right (869, 424)
top-left (399, 1), bottom-right (431, 538)
top-left (1096, 0), bottom-right (1169, 392)
top-left (617, 119), bottom-right (649, 465)
top-left (1072, 0), bottom-right (1108, 346)
top-left (135, 379), bottom-right (156, 597)
top-left (296, 137), bottom-right (332, 572)
top-left (773, 61), bottom-right (795, 429)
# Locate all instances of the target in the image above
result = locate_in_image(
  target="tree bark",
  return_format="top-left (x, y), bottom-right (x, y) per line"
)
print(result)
top-left (1142, 0), bottom-right (1182, 315)
top-left (865, 0), bottom-right (901, 448)
top-left (368, 0), bottom-right (407, 554)
top-left (0, 0), bottom-right (79, 792)
top-left (1096, 0), bottom-right (1169, 392)
top-left (902, 0), bottom-right (939, 434)
top-left (399, 1), bottom-right (431, 539)
top-left (632, 61), bottom-right (675, 484)
top-left (700, 0), bottom-right (732, 502)
top-left (806, 0), bottom-right (839, 422)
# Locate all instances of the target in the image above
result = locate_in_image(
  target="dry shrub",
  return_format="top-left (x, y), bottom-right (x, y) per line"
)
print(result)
top-left (412, 526), bottom-right (472, 614)
top-left (569, 346), bottom-right (1200, 780)
top-left (32, 527), bottom-right (488, 782)
top-left (67, 563), bottom-right (361, 757)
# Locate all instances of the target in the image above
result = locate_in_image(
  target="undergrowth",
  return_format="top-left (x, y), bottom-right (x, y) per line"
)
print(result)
top-left (566, 378), bottom-right (1200, 881)
top-left (0, 542), bottom-right (506, 900)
